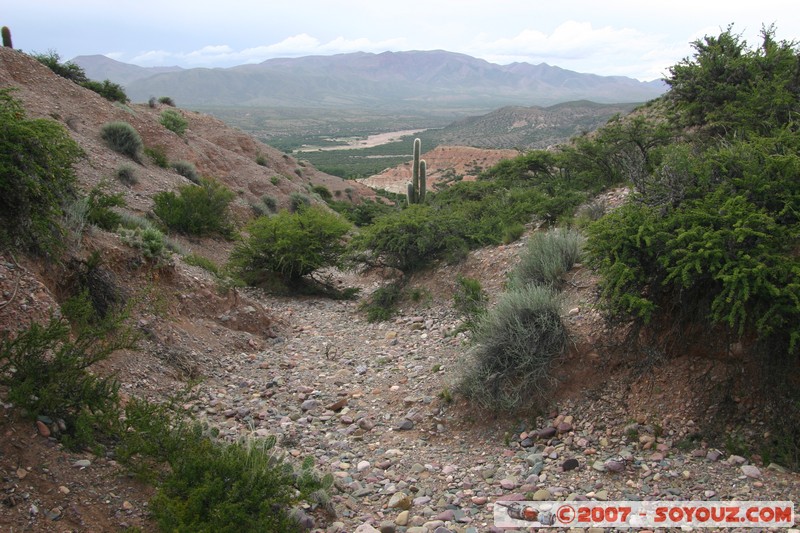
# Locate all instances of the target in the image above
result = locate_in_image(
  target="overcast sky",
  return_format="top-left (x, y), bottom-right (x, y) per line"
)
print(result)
top-left (4, 1), bottom-right (797, 81)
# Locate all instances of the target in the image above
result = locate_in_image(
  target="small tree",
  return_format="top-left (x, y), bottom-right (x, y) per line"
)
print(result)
top-left (153, 178), bottom-right (235, 238)
top-left (31, 50), bottom-right (88, 83)
top-left (229, 205), bottom-right (351, 288)
top-left (0, 88), bottom-right (83, 253)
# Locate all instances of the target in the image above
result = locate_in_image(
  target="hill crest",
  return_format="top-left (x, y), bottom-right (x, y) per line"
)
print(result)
top-left (73, 50), bottom-right (666, 109)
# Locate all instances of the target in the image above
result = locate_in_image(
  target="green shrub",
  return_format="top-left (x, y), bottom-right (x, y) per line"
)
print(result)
top-left (453, 276), bottom-right (487, 329)
top-left (153, 178), bottom-right (235, 238)
top-left (329, 198), bottom-right (394, 227)
top-left (0, 89), bottom-right (83, 253)
top-left (361, 282), bottom-right (403, 322)
top-left (508, 227), bottom-right (584, 289)
top-left (171, 160), bottom-right (199, 183)
top-left (80, 79), bottom-right (128, 103)
top-left (116, 164), bottom-right (138, 186)
top-left (151, 429), bottom-right (322, 532)
top-left (270, 175), bottom-right (281, 185)
top-left (158, 96), bottom-right (175, 106)
top-left (148, 97), bottom-right (157, 108)
top-left (456, 284), bottom-right (567, 411)
top-left (100, 121), bottom-right (143, 162)
top-left (289, 192), bottom-right (311, 212)
top-left (350, 204), bottom-right (465, 272)
top-left (114, 398), bottom-right (332, 532)
top-left (31, 50), bottom-right (88, 83)
top-left (119, 226), bottom-right (168, 263)
top-left (144, 145), bottom-right (169, 168)
top-left (86, 183), bottom-right (125, 230)
top-left (0, 292), bottom-right (134, 449)
top-left (159, 109), bottom-right (188, 136)
top-left (256, 154), bottom-right (268, 166)
top-left (502, 222), bottom-right (525, 244)
top-left (666, 25), bottom-right (800, 137)
top-left (229, 206), bottom-right (351, 289)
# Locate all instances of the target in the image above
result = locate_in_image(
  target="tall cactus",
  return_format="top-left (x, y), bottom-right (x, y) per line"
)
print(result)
top-left (407, 138), bottom-right (427, 204)
top-left (1, 26), bottom-right (12, 49)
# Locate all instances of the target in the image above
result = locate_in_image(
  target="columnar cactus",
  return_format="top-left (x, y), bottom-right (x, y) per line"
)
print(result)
top-left (1, 26), bottom-right (12, 49)
top-left (407, 138), bottom-right (427, 204)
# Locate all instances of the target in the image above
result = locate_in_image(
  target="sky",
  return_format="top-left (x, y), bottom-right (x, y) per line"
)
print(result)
top-left (4, 1), bottom-right (798, 81)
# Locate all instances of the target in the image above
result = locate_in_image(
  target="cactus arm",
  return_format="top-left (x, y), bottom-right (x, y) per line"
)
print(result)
top-left (419, 160), bottom-right (426, 202)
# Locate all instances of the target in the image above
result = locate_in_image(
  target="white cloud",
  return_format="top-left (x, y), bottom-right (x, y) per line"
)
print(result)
top-left (127, 34), bottom-right (409, 67)
top-left (463, 20), bottom-right (699, 80)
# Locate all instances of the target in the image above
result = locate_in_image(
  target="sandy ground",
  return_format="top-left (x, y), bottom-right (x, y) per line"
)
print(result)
top-left (296, 129), bottom-right (427, 151)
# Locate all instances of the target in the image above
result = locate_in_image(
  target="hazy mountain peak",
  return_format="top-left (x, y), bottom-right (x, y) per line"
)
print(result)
top-left (73, 50), bottom-right (666, 109)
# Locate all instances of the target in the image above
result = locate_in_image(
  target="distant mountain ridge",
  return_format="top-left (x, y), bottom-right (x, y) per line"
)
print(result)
top-left (73, 54), bottom-right (184, 86)
top-left (72, 50), bottom-right (666, 111)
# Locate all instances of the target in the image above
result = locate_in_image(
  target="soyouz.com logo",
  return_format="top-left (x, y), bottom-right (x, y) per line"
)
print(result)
top-left (494, 500), bottom-right (796, 528)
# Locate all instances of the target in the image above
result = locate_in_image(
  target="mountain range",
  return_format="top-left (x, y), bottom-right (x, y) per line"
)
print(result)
top-left (73, 51), bottom-right (666, 111)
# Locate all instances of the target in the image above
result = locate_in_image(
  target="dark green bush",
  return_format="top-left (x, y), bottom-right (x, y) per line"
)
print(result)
top-left (144, 145), bottom-right (169, 168)
top-left (80, 79), bottom-right (128, 103)
top-left (158, 96), bottom-right (175, 107)
top-left (580, 29), bottom-right (800, 470)
top-left (328, 198), bottom-right (394, 227)
top-left (502, 223), bottom-right (525, 244)
top-left (0, 89), bottom-right (83, 253)
top-left (153, 178), bottom-right (235, 238)
top-left (667, 25), bottom-right (800, 137)
top-left (86, 183), bottom-right (125, 230)
top-left (151, 433), bottom-right (306, 532)
top-left (0, 292), bottom-right (134, 449)
top-left (115, 399), bottom-right (332, 532)
top-left (160, 109), bottom-right (188, 136)
top-left (456, 284), bottom-right (567, 411)
top-left (509, 227), bottom-right (584, 289)
top-left (361, 282), bottom-right (403, 322)
top-left (256, 154), bottom-right (268, 166)
top-left (171, 160), bottom-right (199, 183)
top-left (452, 276), bottom-right (487, 330)
top-left (100, 121), bottom-right (143, 162)
top-left (31, 50), bottom-right (88, 83)
top-left (350, 204), bottom-right (465, 272)
top-left (229, 205), bottom-right (351, 288)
